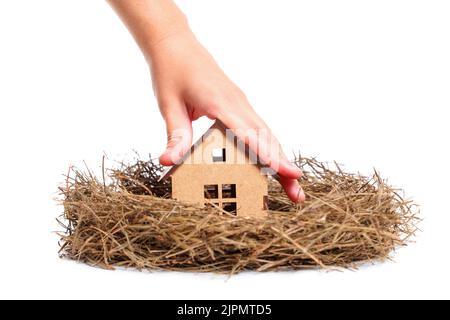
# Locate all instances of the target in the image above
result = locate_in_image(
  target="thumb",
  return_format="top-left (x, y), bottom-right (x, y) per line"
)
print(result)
top-left (159, 104), bottom-right (193, 166)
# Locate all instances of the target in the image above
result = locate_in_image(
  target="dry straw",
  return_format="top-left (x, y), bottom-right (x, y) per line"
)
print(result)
top-left (58, 155), bottom-right (419, 273)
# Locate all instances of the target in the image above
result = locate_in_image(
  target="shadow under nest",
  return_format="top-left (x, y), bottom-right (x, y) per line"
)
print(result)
top-left (58, 156), bottom-right (419, 274)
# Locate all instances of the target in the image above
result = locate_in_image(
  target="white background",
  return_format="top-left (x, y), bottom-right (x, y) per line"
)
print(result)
top-left (0, 0), bottom-right (449, 299)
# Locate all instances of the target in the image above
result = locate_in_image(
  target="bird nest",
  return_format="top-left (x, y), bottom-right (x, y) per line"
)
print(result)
top-left (57, 156), bottom-right (419, 274)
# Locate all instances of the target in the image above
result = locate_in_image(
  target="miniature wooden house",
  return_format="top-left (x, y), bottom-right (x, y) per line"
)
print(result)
top-left (160, 121), bottom-right (268, 218)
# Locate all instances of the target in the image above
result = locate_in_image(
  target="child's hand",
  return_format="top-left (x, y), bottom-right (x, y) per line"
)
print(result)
top-left (150, 32), bottom-right (305, 203)
top-left (107, 0), bottom-right (305, 202)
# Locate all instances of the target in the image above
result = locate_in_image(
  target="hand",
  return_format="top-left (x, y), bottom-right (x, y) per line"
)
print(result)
top-left (149, 31), bottom-right (305, 203)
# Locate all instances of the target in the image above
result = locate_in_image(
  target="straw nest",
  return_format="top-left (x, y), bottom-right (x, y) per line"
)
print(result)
top-left (58, 156), bottom-right (419, 273)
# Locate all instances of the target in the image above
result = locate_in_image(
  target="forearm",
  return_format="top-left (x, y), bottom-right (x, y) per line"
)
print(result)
top-left (107, 0), bottom-right (191, 62)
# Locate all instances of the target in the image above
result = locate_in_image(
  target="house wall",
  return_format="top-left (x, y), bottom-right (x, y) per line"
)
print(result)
top-left (171, 164), bottom-right (268, 218)
top-left (171, 121), bottom-right (268, 218)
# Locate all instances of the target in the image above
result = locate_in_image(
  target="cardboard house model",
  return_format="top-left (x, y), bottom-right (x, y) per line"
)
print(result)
top-left (160, 120), bottom-right (269, 218)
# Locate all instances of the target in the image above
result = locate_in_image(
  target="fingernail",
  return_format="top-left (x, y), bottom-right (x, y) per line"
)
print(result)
top-left (290, 164), bottom-right (302, 176)
top-left (286, 159), bottom-right (299, 169)
top-left (297, 187), bottom-right (305, 202)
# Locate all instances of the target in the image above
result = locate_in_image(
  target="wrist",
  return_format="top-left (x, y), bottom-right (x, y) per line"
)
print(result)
top-left (108, 0), bottom-right (192, 63)
top-left (146, 19), bottom-right (192, 54)
top-left (146, 28), bottom-right (197, 72)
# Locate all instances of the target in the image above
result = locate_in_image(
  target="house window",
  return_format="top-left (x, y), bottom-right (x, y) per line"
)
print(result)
top-left (204, 183), bottom-right (238, 215)
top-left (212, 148), bottom-right (226, 162)
top-left (204, 184), bottom-right (219, 199)
top-left (222, 184), bottom-right (236, 198)
top-left (222, 202), bottom-right (237, 215)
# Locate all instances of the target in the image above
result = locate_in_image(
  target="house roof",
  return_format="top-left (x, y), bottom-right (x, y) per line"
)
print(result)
top-left (159, 120), bottom-right (225, 181)
top-left (159, 120), bottom-right (277, 181)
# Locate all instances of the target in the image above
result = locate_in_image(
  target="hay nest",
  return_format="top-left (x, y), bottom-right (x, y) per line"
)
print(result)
top-left (58, 156), bottom-right (419, 273)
